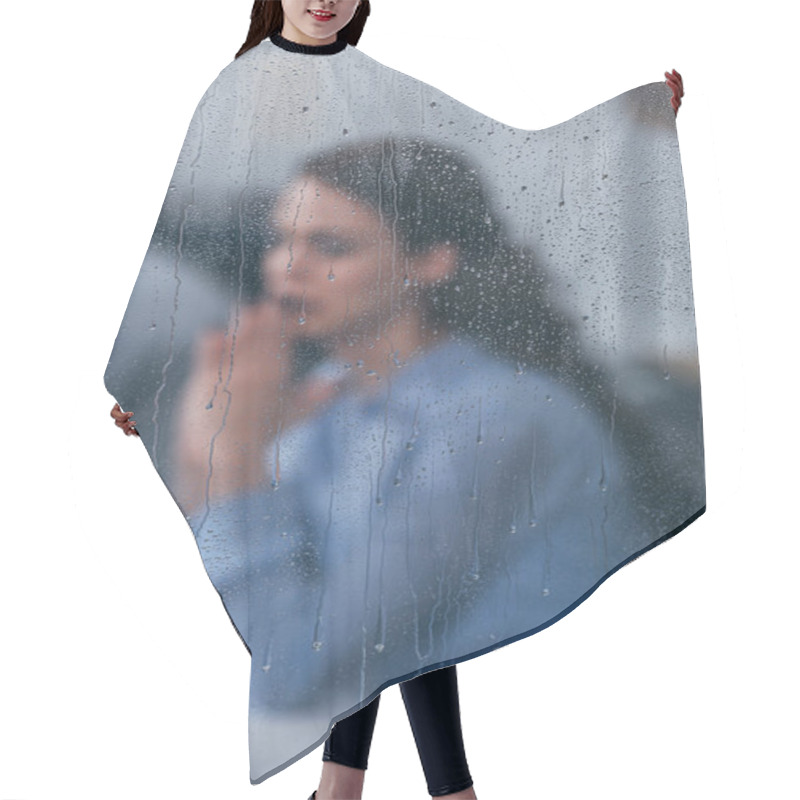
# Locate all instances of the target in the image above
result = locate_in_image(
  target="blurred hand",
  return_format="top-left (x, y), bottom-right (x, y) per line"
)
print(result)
top-left (174, 302), bottom-right (289, 509)
top-left (110, 402), bottom-right (138, 437)
top-left (665, 69), bottom-right (684, 115)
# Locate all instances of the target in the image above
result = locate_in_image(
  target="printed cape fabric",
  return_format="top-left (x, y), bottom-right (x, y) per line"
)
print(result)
top-left (105, 36), bottom-right (705, 783)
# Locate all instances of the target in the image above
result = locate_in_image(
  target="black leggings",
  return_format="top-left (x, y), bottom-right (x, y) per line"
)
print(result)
top-left (323, 665), bottom-right (473, 797)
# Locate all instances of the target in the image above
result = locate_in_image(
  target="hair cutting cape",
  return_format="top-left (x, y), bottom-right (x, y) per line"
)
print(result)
top-left (105, 34), bottom-right (705, 783)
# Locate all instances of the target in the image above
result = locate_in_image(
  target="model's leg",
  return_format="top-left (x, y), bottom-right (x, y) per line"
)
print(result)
top-left (400, 665), bottom-right (476, 799)
top-left (315, 694), bottom-right (381, 800)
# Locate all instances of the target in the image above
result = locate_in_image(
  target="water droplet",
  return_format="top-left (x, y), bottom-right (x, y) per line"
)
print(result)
top-left (528, 519), bottom-right (537, 528)
top-left (542, 588), bottom-right (551, 597)
top-left (297, 315), bottom-right (306, 326)
top-left (271, 479), bottom-right (280, 490)
top-left (375, 496), bottom-right (383, 506)
top-left (374, 643), bottom-right (385, 653)
top-left (467, 571), bottom-right (480, 581)
top-left (327, 271), bottom-right (335, 281)
top-left (393, 477), bottom-right (402, 486)
top-left (312, 641), bottom-right (323, 651)
top-left (261, 664), bottom-right (271, 672)
top-left (205, 401), bottom-right (214, 410)
top-left (509, 524), bottom-right (517, 534)
top-left (405, 442), bottom-right (414, 451)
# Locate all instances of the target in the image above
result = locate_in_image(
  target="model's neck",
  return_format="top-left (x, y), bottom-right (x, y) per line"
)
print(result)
top-left (333, 314), bottom-right (443, 383)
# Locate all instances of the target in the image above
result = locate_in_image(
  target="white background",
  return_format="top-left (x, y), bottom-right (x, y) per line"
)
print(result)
top-left (1, 2), bottom-right (796, 798)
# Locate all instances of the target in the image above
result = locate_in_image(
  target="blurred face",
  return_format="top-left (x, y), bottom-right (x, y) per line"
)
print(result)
top-left (280, 0), bottom-right (361, 46)
top-left (264, 178), bottom-right (413, 340)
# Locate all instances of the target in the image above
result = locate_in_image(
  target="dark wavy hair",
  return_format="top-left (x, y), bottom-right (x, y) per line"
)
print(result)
top-left (236, 1), bottom-right (371, 59)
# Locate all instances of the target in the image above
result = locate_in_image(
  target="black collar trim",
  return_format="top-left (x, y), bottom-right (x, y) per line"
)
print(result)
top-left (270, 32), bottom-right (348, 55)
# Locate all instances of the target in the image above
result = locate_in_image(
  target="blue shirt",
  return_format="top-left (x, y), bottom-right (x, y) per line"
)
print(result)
top-left (190, 338), bottom-right (639, 712)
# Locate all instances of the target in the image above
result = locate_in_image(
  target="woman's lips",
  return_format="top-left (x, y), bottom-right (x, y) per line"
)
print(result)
top-left (279, 296), bottom-right (313, 315)
top-left (307, 9), bottom-right (335, 22)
